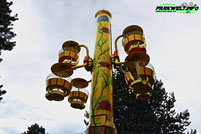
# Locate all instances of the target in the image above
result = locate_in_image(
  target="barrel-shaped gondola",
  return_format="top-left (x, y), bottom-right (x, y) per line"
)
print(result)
top-left (68, 89), bottom-right (88, 109)
top-left (45, 73), bottom-right (72, 101)
top-left (136, 63), bottom-right (155, 85)
top-left (130, 63), bottom-right (155, 98)
top-left (58, 49), bottom-right (79, 66)
top-left (122, 25), bottom-right (150, 70)
top-left (58, 40), bottom-right (81, 67)
top-left (68, 78), bottom-right (89, 110)
top-left (122, 25), bottom-right (144, 53)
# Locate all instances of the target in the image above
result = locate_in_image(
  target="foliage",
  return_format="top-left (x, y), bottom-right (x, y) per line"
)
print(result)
top-left (0, 0), bottom-right (18, 102)
top-left (84, 110), bottom-right (89, 126)
top-left (0, 85), bottom-right (6, 102)
top-left (187, 129), bottom-right (197, 134)
top-left (22, 123), bottom-right (48, 134)
top-left (0, 0), bottom-right (18, 57)
top-left (112, 67), bottom-right (196, 134)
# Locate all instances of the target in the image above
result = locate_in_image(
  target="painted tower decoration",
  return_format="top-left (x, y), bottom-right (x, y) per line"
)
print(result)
top-left (45, 9), bottom-right (155, 134)
top-left (87, 10), bottom-right (117, 134)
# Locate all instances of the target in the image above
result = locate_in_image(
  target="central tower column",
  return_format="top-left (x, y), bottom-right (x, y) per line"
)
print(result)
top-left (86, 10), bottom-right (117, 134)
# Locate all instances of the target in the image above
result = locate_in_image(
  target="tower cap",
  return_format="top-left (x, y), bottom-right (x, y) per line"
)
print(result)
top-left (95, 10), bottom-right (112, 18)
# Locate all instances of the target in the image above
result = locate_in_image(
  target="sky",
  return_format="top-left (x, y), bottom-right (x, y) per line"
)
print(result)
top-left (0, 0), bottom-right (201, 133)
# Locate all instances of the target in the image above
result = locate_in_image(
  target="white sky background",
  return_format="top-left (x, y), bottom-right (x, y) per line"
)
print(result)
top-left (0, 0), bottom-right (201, 133)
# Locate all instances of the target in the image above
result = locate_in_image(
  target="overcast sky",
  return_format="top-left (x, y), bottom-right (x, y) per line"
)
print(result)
top-left (0, 0), bottom-right (201, 133)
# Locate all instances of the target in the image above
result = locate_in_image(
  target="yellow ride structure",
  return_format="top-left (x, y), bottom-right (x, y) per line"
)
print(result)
top-left (45, 9), bottom-right (155, 134)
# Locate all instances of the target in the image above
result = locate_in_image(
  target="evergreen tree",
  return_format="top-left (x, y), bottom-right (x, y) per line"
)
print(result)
top-left (0, 0), bottom-right (18, 56)
top-left (112, 68), bottom-right (196, 134)
top-left (0, 85), bottom-right (6, 101)
top-left (84, 110), bottom-right (89, 126)
top-left (187, 129), bottom-right (197, 134)
top-left (79, 110), bottom-right (89, 134)
top-left (22, 123), bottom-right (48, 134)
top-left (0, 0), bottom-right (18, 102)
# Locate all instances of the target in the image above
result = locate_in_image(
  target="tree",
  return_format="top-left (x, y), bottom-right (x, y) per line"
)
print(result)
top-left (112, 67), bottom-right (196, 134)
top-left (0, 85), bottom-right (6, 101)
top-left (0, 0), bottom-right (18, 56)
top-left (22, 123), bottom-right (48, 134)
top-left (84, 110), bottom-right (89, 126)
top-left (187, 129), bottom-right (197, 134)
top-left (79, 110), bottom-right (89, 134)
top-left (0, 0), bottom-right (18, 102)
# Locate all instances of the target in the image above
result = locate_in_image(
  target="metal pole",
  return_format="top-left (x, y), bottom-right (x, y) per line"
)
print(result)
top-left (86, 10), bottom-right (117, 134)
